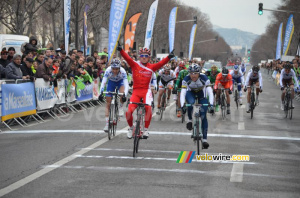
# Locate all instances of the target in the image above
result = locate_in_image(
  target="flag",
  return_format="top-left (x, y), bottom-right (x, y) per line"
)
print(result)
top-left (144, 0), bottom-right (159, 49)
top-left (64, 0), bottom-right (71, 54)
top-left (282, 14), bottom-right (294, 56)
top-left (83, 5), bottom-right (90, 57)
top-left (296, 38), bottom-right (300, 56)
top-left (124, 12), bottom-right (142, 53)
top-left (108, 0), bottom-right (131, 62)
top-left (276, 23), bottom-right (283, 60)
top-left (169, 7), bottom-right (178, 53)
top-left (188, 24), bottom-right (197, 61)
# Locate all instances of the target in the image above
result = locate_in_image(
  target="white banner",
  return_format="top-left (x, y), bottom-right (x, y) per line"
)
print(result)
top-left (64, 0), bottom-right (71, 54)
top-left (35, 79), bottom-right (58, 110)
top-left (144, 0), bottom-right (158, 49)
top-left (56, 79), bottom-right (66, 104)
top-left (66, 80), bottom-right (76, 103)
top-left (93, 78), bottom-right (100, 100)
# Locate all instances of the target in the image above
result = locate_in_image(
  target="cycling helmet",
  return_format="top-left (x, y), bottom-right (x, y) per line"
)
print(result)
top-left (111, 59), bottom-right (121, 68)
top-left (163, 64), bottom-right (171, 71)
top-left (252, 65), bottom-right (260, 73)
top-left (188, 63), bottom-right (200, 73)
top-left (179, 61), bottom-right (185, 68)
top-left (284, 62), bottom-right (292, 69)
top-left (234, 65), bottom-right (239, 71)
top-left (139, 47), bottom-right (151, 55)
top-left (222, 67), bottom-right (229, 75)
top-left (211, 65), bottom-right (218, 71)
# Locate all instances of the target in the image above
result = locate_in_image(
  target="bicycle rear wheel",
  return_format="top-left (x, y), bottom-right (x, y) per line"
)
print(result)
top-left (133, 120), bottom-right (140, 157)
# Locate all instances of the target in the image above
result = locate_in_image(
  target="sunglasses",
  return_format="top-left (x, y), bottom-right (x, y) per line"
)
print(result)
top-left (140, 54), bottom-right (149, 58)
top-left (190, 72), bottom-right (199, 75)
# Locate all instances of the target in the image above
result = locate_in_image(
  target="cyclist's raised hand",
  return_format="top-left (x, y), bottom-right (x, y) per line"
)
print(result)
top-left (117, 41), bottom-right (122, 51)
top-left (168, 49), bottom-right (175, 59)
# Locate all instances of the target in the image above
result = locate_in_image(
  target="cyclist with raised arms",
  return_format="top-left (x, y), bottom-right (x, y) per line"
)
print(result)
top-left (156, 64), bottom-right (176, 115)
top-left (279, 62), bottom-right (299, 110)
top-left (173, 61), bottom-right (189, 117)
top-left (180, 63), bottom-right (214, 149)
top-left (100, 59), bottom-right (129, 132)
top-left (214, 67), bottom-right (233, 114)
top-left (230, 65), bottom-right (245, 105)
top-left (118, 44), bottom-right (175, 138)
top-left (244, 65), bottom-right (263, 113)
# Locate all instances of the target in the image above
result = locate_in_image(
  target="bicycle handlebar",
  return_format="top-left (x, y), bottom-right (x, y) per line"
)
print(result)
top-left (103, 92), bottom-right (125, 96)
top-left (129, 102), bottom-right (149, 106)
top-left (185, 104), bottom-right (210, 107)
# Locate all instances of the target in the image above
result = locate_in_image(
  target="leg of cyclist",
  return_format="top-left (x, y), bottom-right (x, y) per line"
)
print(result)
top-left (255, 81), bottom-right (260, 105)
top-left (224, 82), bottom-right (231, 114)
top-left (143, 89), bottom-right (153, 137)
top-left (156, 84), bottom-right (164, 114)
top-left (125, 91), bottom-right (140, 139)
top-left (185, 91), bottom-right (195, 132)
top-left (104, 96), bottom-right (112, 132)
top-left (246, 83), bottom-right (251, 113)
top-left (199, 97), bottom-right (209, 148)
top-left (167, 82), bottom-right (173, 106)
top-left (216, 83), bottom-right (222, 105)
top-left (118, 85), bottom-right (125, 116)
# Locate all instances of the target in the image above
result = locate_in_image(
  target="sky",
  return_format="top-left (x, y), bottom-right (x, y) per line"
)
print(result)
top-left (180, 0), bottom-right (283, 35)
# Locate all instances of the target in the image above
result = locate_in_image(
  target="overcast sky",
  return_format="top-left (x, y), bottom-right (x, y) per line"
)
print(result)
top-left (180, 0), bottom-right (283, 35)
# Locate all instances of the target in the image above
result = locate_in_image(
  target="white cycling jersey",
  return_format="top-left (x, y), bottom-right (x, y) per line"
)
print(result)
top-left (280, 68), bottom-right (299, 88)
top-left (245, 70), bottom-right (263, 89)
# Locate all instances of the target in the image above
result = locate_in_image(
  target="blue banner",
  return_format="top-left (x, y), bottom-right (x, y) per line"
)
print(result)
top-left (83, 5), bottom-right (90, 57)
top-left (1, 82), bottom-right (36, 121)
top-left (169, 7), bottom-right (178, 53)
top-left (144, 0), bottom-right (158, 49)
top-left (282, 14), bottom-right (294, 56)
top-left (108, 0), bottom-right (131, 62)
top-left (276, 23), bottom-right (283, 60)
top-left (64, 0), bottom-right (71, 54)
top-left (76, 83), bottom-right (93, 102)
top-left (188, 24), bottom-right (197, 61)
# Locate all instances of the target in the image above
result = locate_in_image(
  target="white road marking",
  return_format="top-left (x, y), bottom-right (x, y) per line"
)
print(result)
top-left (238, 122), bottom-right (245, 130)
top-left (75, 154), bottom-right (256, 164)
top-left (2, 130), bottom-right (300, 141)
top-left (0, 128), bottom-right (123, 197)
top-left (0, 100), bottom-right (175, 196)
top-left (230, 163), bottom-right (244, 182)
top-left (41, 165), bottom-right (290, 179)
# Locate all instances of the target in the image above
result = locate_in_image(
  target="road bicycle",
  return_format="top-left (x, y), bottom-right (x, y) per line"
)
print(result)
top-left (283, 85), bottom-right (293, 120)
top-left (157, 78), bottom-right (176, 120)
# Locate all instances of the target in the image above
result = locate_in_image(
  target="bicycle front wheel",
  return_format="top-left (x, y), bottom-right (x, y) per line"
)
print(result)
top-left (250, 93), bottom-right (255, 119)
top-left (235, 90), bottom-right (238, 109)
top-left (289, 97), bottom-right (293, 120)
top-left (221, 94), bottom-right (226, 120)
top-left (108, 104), bottom-right (114, 140)
top-left (195, 118), bottom-right (201, 155)
top-left (133, 120), bottom-right (140, 157)
top-left (113, 104), bottom-right (118, 136)
top-left (160, 94), bottom-right (166, 121)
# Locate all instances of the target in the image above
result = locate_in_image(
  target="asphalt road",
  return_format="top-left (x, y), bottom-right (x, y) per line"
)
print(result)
top-left (0, 69), bottom-right (300, 198)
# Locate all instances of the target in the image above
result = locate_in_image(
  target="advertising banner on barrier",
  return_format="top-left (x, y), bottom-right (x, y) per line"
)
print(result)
top-left (76, 83), bottom-right (93, 102)
top-left (93, 78), bottom-right (100, 100)
top-left (66, 80), bottom-right (76, 103)
top-left (1, 82), bottom-right (36, 121)
top-left (35, 79), bottom-right (58, 110)
top-left (56, 79), bottom-right (66, 104)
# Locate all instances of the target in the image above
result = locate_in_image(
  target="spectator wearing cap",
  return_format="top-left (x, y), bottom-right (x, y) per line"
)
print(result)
top-left (7, 47), bottom-right (15, 62)
top-left (0, 49), bottom-right (10, 67)
top-left (21, 58), bottom-right (35, 81)
top-left (36, 56), bottom-right (53, 81)
top-left (77, 50), bottom-right (84, 58)
top-left (5, 54), bottom-right (26, 80)
top-left (24, 36), bottom-right (38, 55)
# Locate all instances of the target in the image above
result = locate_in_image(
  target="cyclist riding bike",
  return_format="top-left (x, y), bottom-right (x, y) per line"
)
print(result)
top-left (280, 62), bottom-right (299, 110)
top-left (173, 61), bottom-right (189, 117)
top-left (118, 44), bottom-right (175, 139)
top-left (205, 65), bottom-right (220, 111)
top-left (244, 65), bottom-right (263, 113)
top-left (230, 65), bottom-right (245, 105)
top-left (156, 64), bottom-right (176, 114)
top-left (214, 67), bottom-right (233, 114)
top-left (180, 63), bottom-right (214, 149)
top-left (100, 59), bottom-right (129, 132)
top-left (241, 63), bottom-right (246, 75)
